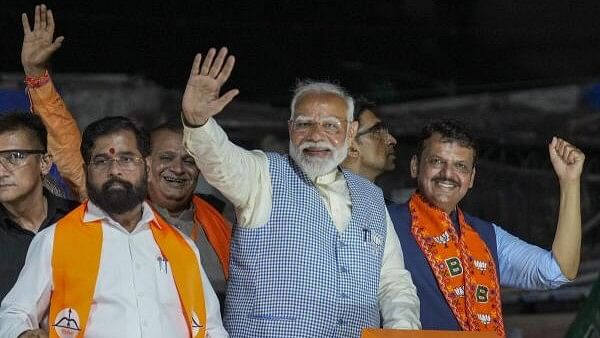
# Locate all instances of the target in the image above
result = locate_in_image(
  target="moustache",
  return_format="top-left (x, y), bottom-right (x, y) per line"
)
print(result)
top-left (432, 176), bottom-right (460, 186)
top-left (102, 178), bottom-right (133, 191)
top-left (298, 141), bottom-right (335, 152)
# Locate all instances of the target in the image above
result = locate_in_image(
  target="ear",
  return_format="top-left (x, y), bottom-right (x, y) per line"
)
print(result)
top-left (468, 166), bottom-right (476, 188)
top-left (348, 120), bottom-right (359, 140)
top-left (347, 140), bottom-right (360, 159)
top-left (146, 157), bottom-right (154, 182)
top-left (410, 155), bottom-right (419, 178)
top-left (145, 157), bottom-right (151, 176)
top-left (39, 153), bottom-right (53, 176)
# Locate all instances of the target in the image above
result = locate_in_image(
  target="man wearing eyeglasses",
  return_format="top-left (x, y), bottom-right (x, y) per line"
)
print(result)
top-left (342, 98), bottom-right (397, 184)
top-left (0, 112), bottom-right (78, 303)
top-left (180, 47), bottom-right (420, 337)
top-left (0, 116), bottom-right (228, 338)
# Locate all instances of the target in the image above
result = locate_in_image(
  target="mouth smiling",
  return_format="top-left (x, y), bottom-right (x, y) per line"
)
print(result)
top-left (161, 175), bottom-right (190, 188)
top-left (433, 179), bottom-right (459, 190)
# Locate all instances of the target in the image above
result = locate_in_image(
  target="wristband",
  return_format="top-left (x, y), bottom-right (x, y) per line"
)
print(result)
top-left (24, 70), bottom-right (50, 88)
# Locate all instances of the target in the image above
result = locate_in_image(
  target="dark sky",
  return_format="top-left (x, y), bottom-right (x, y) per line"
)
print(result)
top-left (4, 0), bottom-right (600, 104)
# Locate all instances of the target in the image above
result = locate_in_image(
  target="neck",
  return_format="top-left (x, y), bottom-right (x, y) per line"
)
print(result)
top-left (2, 185), bottom-right (47, 233)
top-left (148, 194), bottom-right (192, 218)
top-left (109, 204), bottom-right (144, 233)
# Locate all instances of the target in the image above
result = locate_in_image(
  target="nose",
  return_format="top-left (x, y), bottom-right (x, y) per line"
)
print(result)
top-left (169, 158), bottom-right (185, 174)
top-left (106, 159), bottom-right (123, 177)
top-left (387, 132), bottom-right (397, 146)
top-left (305, 124), bottom-right (327, 142)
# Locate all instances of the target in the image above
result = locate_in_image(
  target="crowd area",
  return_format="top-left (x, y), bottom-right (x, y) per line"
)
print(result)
top-left (0, 5), bottom-right (587, 338)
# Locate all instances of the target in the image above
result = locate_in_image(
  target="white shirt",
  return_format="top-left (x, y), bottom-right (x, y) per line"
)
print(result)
top-left (0, 201), bottom-right (228, 338)
top-left (183, 117), bottom-right (421, 329)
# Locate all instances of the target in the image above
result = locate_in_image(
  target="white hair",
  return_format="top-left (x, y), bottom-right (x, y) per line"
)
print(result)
top-left (289, 80), bottom-right (354, 121)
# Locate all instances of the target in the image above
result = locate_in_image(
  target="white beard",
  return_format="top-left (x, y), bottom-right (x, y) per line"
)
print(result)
top-left (289, 139), bottom-right (349, 181)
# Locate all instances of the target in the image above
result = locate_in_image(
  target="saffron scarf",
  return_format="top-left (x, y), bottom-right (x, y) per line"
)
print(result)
top-left (409, 193), bottom-right (505, 337)
top-left (49, 203), bottom-right (207, 338)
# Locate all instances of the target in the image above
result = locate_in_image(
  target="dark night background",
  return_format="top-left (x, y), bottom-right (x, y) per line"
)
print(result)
top-left (3, 0), bottom-right (600, 104)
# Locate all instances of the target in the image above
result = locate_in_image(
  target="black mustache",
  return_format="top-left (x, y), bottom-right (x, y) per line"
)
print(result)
top-left (102, 178), bottom-right (133, 190)
top-left (432, 177), bottom-right (460, 186)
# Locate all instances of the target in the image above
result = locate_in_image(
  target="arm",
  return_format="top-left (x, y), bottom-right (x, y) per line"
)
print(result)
top-left (21, 5), bottom-right (86, 200)
top-left (548, 137), bottom-right (585, 280)
top-left (495, 224), bottom-right (569, 289)
top-left (378, 211), bottom-right (421, 329)
top-left (181, 47), bottom-right (272, 227)
top-left (0, 227), bottom-right (54, 338)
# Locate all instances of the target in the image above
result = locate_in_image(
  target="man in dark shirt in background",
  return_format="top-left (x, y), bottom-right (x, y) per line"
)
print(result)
top-left (0, 113), bottom-right (77, 301)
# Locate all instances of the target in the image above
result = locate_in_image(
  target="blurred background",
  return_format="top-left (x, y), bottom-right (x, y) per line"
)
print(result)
top-left (2, 1), bottom-right (600, 336)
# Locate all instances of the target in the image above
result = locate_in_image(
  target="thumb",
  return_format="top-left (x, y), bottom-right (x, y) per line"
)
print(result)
top-left (214, 89), bottom-right (239, 111)
top-left (48, 36), bottom-right (64, 53)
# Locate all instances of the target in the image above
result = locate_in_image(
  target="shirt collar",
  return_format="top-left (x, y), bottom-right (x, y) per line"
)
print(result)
top-left (313, 167), bottom-right (342, 186)
top-left (84, 200), bottom-right (156, 232)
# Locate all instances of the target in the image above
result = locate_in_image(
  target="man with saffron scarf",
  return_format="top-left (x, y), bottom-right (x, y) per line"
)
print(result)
top-left (0, 117), bottom-right (227, 337)
top-left (388, 119), bottom-right (585, 336)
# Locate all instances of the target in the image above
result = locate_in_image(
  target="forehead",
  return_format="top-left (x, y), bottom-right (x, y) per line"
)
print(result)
top-left (151, 129), bottom-right (184, 153)
top-left (0, 129), bottom-right (40, 151)
top-left (293, 93), bottom-right (348, 120)
top-left (91, 130), bottom-right (139, 155)
top-left (358, 110), bottom-right (381, 129)
top-left (422, 133), bottom-right (475, 162)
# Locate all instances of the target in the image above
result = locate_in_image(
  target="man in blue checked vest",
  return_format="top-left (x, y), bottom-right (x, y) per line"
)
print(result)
top-left (180, 47), bottom-right (421, 337)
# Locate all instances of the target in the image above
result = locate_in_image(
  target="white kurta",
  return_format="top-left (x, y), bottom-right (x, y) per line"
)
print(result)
top-left (0, 201), bottom-right (228, 338)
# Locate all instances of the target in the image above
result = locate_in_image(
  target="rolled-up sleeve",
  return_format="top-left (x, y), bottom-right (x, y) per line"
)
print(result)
top-left (495, 224), bottom-right (570, 289)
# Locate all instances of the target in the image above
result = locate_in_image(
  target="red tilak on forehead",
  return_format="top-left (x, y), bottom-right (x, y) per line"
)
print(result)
top-left (109, 148), bottom-right (115, 154)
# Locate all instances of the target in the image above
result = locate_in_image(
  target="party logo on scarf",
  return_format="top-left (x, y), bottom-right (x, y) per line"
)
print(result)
top-left (53, 307), bottom-right (81, 338)
top-left (476, 285), bottom-right (489, 303)
top-left (445, 257), bottom-right (463, 277)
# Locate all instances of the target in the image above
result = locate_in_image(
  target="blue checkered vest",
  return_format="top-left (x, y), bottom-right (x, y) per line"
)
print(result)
top-left (223, 153), bottom-right (387, 338)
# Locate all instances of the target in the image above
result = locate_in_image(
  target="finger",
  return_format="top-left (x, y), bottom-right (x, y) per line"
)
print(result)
top-left (47, 9), bottom-right (55, 34)
top-left (215, 89), bottom-right (240, 110)
top-left (34, 5), bottom-right (41, 31)
top-left (567, 148), bottom-right (583, 164)
top-left (216, 55), bottom-right (236, 84)
top-left (200, 48), bottom-right (216, 75)
top-left (209, 47), bottom-right (228, 78)
top-left (40, 4), bottom-right (47, 31)
top-left (189, 53), bottom-right (202, 77)
top-left (49, 36), bottom-right (64, 53)
top-left (22, 13), bottom-right (32, 34)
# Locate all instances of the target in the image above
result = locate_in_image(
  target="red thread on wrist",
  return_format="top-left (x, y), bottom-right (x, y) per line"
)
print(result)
top-left (24, 70), bottom-right (50, 89)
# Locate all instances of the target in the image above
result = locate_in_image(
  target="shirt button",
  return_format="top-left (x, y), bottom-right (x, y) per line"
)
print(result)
top-left (138, 292), bottom-right (144, 297)
top-left (340, 266), bottom-right (347, 273)
top-left (338, 319), bottom-right (345, 325)
top-left (143, 320), bottom-right (148, 327)
top-left (339, 241), bottom-right (345, 248)
top-left (340, 293), bottom-right (347, 299)
top-left (135, 263), bottom-right (141, 270)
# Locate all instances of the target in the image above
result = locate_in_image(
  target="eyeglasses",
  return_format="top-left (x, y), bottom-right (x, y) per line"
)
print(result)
top-left (356, 122), bottom-right (390, 138)
top-left (289, 117), bottom-right (348, 135)
top-left (89, 155), bottom-right (144, 171)
top-left (0, 149), bottom-right (45, 170)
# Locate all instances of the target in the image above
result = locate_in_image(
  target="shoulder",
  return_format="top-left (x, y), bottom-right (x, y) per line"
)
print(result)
top-left (194, 193), bottom-right (226, 213)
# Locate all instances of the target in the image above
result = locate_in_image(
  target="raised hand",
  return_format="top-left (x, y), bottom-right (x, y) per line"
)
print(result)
top-left (21, 4), bottom-right (64, 77)
top-left (549, 137), bottom-right (585, 183)
top-left (182, 47), bottom-right (239, 126)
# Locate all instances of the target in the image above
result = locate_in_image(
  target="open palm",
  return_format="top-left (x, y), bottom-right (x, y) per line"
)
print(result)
top-left (22, 5), bottom-right (64, 76)
top-left (182, 47), bottom-right (239, 126)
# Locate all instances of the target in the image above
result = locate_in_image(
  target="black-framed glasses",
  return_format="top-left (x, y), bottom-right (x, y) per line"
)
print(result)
top-left (0, 149), bottom-right (46, 169)
top-left (356, 122), bottom-right (390, 138)
top-left (89, 154), bottom-right (145, 171)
